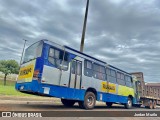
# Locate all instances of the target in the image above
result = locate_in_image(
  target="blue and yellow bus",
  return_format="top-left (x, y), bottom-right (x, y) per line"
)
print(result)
top-left (15, 39), bottom-right (140, 109)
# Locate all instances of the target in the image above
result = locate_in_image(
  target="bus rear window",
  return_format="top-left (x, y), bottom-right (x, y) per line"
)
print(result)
top-left (23, 41), bottom-right (43, 64)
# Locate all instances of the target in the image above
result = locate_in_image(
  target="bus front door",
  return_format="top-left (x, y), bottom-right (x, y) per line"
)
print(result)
top-left (69, 60), bottom-right (82, 97)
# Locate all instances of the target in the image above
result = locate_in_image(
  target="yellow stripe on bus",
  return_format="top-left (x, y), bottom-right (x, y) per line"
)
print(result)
top-left (101, 81), bottom-right (116, 94)
top-left (118, 85), bottom-right (134, 97)
top-left (18, 60), bottom-right (35, 82)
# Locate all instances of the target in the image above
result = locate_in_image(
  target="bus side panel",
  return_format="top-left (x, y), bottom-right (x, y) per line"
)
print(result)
top-left (81, 76), bottom-right (134, 104)
top-left (16, 80), bottom-right (40, 93)
top-left (35, 57), bottom-right (44, 76)
top-left (37, 84), bottom-right (85, 100)
top-left (96, 92), bottom-right (129, 103)
top-left (118, 85), bottom-right (134, 97)
top-left (118, 85), bottom-right (135, 103)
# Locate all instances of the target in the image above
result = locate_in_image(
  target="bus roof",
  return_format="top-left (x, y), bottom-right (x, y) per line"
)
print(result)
top-left (64, 46), bottom-right (106, 64)
top-left (43, 39), bottom-right (131, 75)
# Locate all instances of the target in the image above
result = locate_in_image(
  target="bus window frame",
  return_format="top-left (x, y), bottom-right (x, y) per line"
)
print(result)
top-left (84, 60), bottom-right (93, 77)
top-left (125, 75), bottom-right (133, 88)
top-left (48, 47), bottom-right (69, 71)
top-left (117, 71), bottom-right (126, 86)
top-left (106, 68), bottom-right (117, 83)
top-left (22, 40), bottom-right (43, 64)
top-left (92, 63), bottom-right (106, 81)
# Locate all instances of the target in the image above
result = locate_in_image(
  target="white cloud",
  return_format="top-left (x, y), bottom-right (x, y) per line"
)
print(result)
top-left (0, 0), bottom-right (160, 82)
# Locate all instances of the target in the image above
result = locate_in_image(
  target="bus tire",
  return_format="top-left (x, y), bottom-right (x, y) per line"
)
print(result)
top-left (125, 97), bottom-right (132, 109)
top-left (106, 102), bottom-right (113, 108)
top-left (149, 100), bottom-right (153, 109)
top-left (79, 92), bottom-right (96, 110)
top-left (61, 99), bottom-right (75, 107)
top-left (153, 101), bottom-right (156, 109)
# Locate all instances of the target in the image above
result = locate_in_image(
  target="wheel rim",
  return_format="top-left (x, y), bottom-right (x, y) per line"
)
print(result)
top-left (128, 100), bottom-right (132, 107)
top-left (150, 101), bottom-right (153, 109)
top-left (154, 102), bottom-right (156, 108)
top-left (87, 96), bottom-right (94, 106)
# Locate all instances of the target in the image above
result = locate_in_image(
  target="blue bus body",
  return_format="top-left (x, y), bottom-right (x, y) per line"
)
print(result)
top-left (15, 39), bottom-right (140, 109)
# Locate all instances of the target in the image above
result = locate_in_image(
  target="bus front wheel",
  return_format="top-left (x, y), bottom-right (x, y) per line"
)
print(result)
top-left (78, 92), bottom-right (96, 110)
top-left (61, 99), bottom-right (75, 107)
top-left (125, 97), bottom-right (132, 109)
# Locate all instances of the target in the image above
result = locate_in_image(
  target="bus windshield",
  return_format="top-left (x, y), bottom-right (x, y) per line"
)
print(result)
top-left (22, 41), bottom-right (43, 64)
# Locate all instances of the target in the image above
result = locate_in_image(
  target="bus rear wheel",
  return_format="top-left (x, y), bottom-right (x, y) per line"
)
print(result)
top-left (125, 97), bottom-right (132, 109)
top-left (153, 101), bottom-right (156, 109)
top-left (78, 92), bottom-right (96, 110)
top-left (149, 100), bottom-right (153, 109)
top-left (106, 102), bottom-right (113, 108)
top-left (61, 99), bottom-right (75, 107)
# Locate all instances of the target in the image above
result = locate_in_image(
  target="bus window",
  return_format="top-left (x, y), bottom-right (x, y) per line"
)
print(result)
top-left (117, 72), bottom-right (121, 79)
top-left (48, 57), bottom-right (55, 65)
top-left (117, 72), bottom-right (125, 85)
top-left (121, 73), bottom-right (124, 80)
top-left (55, 50), bottom-right (60, 59)
top-left (23, 41), bottom-right (43, 63)
top-left (108, 69), bottom-right (116, 83)
top-left (125, 76), bottom-right (133, 87)
top-left (84, 60), bottom-right (92, 77)
top-left (48, 48), bottom-right (69, 71)
top-left (49, 48), bottom-right (55, 57)
top-left (93, 63), bottom-right (106, 80)
top-left (111, 69), bottom-right (116, 77)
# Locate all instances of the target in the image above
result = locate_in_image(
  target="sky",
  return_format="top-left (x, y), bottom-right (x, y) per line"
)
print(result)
top-left (0, 0), bottom-right (160, 82)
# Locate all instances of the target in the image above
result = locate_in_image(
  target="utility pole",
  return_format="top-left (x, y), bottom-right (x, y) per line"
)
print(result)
top-left (80, 0), bottom-right (89, 52)
top-left (20, 39), bottom-right (27, 65)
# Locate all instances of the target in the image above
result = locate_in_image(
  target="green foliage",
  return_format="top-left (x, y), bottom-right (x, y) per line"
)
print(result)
top-left (0, 60), bottom-right (19, 75)
top-left (0, 60), bottom-right (19, 85)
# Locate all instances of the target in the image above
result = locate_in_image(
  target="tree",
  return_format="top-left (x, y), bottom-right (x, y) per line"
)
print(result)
top-left (0, 60), bottom-right (19, 86)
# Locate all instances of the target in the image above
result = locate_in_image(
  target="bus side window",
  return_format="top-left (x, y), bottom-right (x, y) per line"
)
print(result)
top-left (125, 76), bottom-right (132, 87)
top-left (49, 48), bottom-right (55, 57)
top-left (93, 64), bottom-right (106, 80)
top-left (84, 60), bottom-right (92, 77)
top-left (48, 48), bottom-right (69, 71)
top-left (117, 72), bottom-right (125, 85)
top-left (108, 69), bottom-right (116, 83)
top-left (55, 50), bottom-right (60, 59)
top-left (48, 48), bottom-right (58, 65)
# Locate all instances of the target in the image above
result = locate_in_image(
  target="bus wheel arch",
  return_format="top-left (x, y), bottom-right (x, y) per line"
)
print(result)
top-left (128, 95), bottom-right (133, 101)
top-left (85, 88), bottom-right (97, 100)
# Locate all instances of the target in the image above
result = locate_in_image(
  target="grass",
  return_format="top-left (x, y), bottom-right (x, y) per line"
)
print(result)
top-left (0, 85), bottom-right (32, 96)
top-left (0, 80), bottom-right (36, 97)
top-left (0, 80), bottom-right (15, 86)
